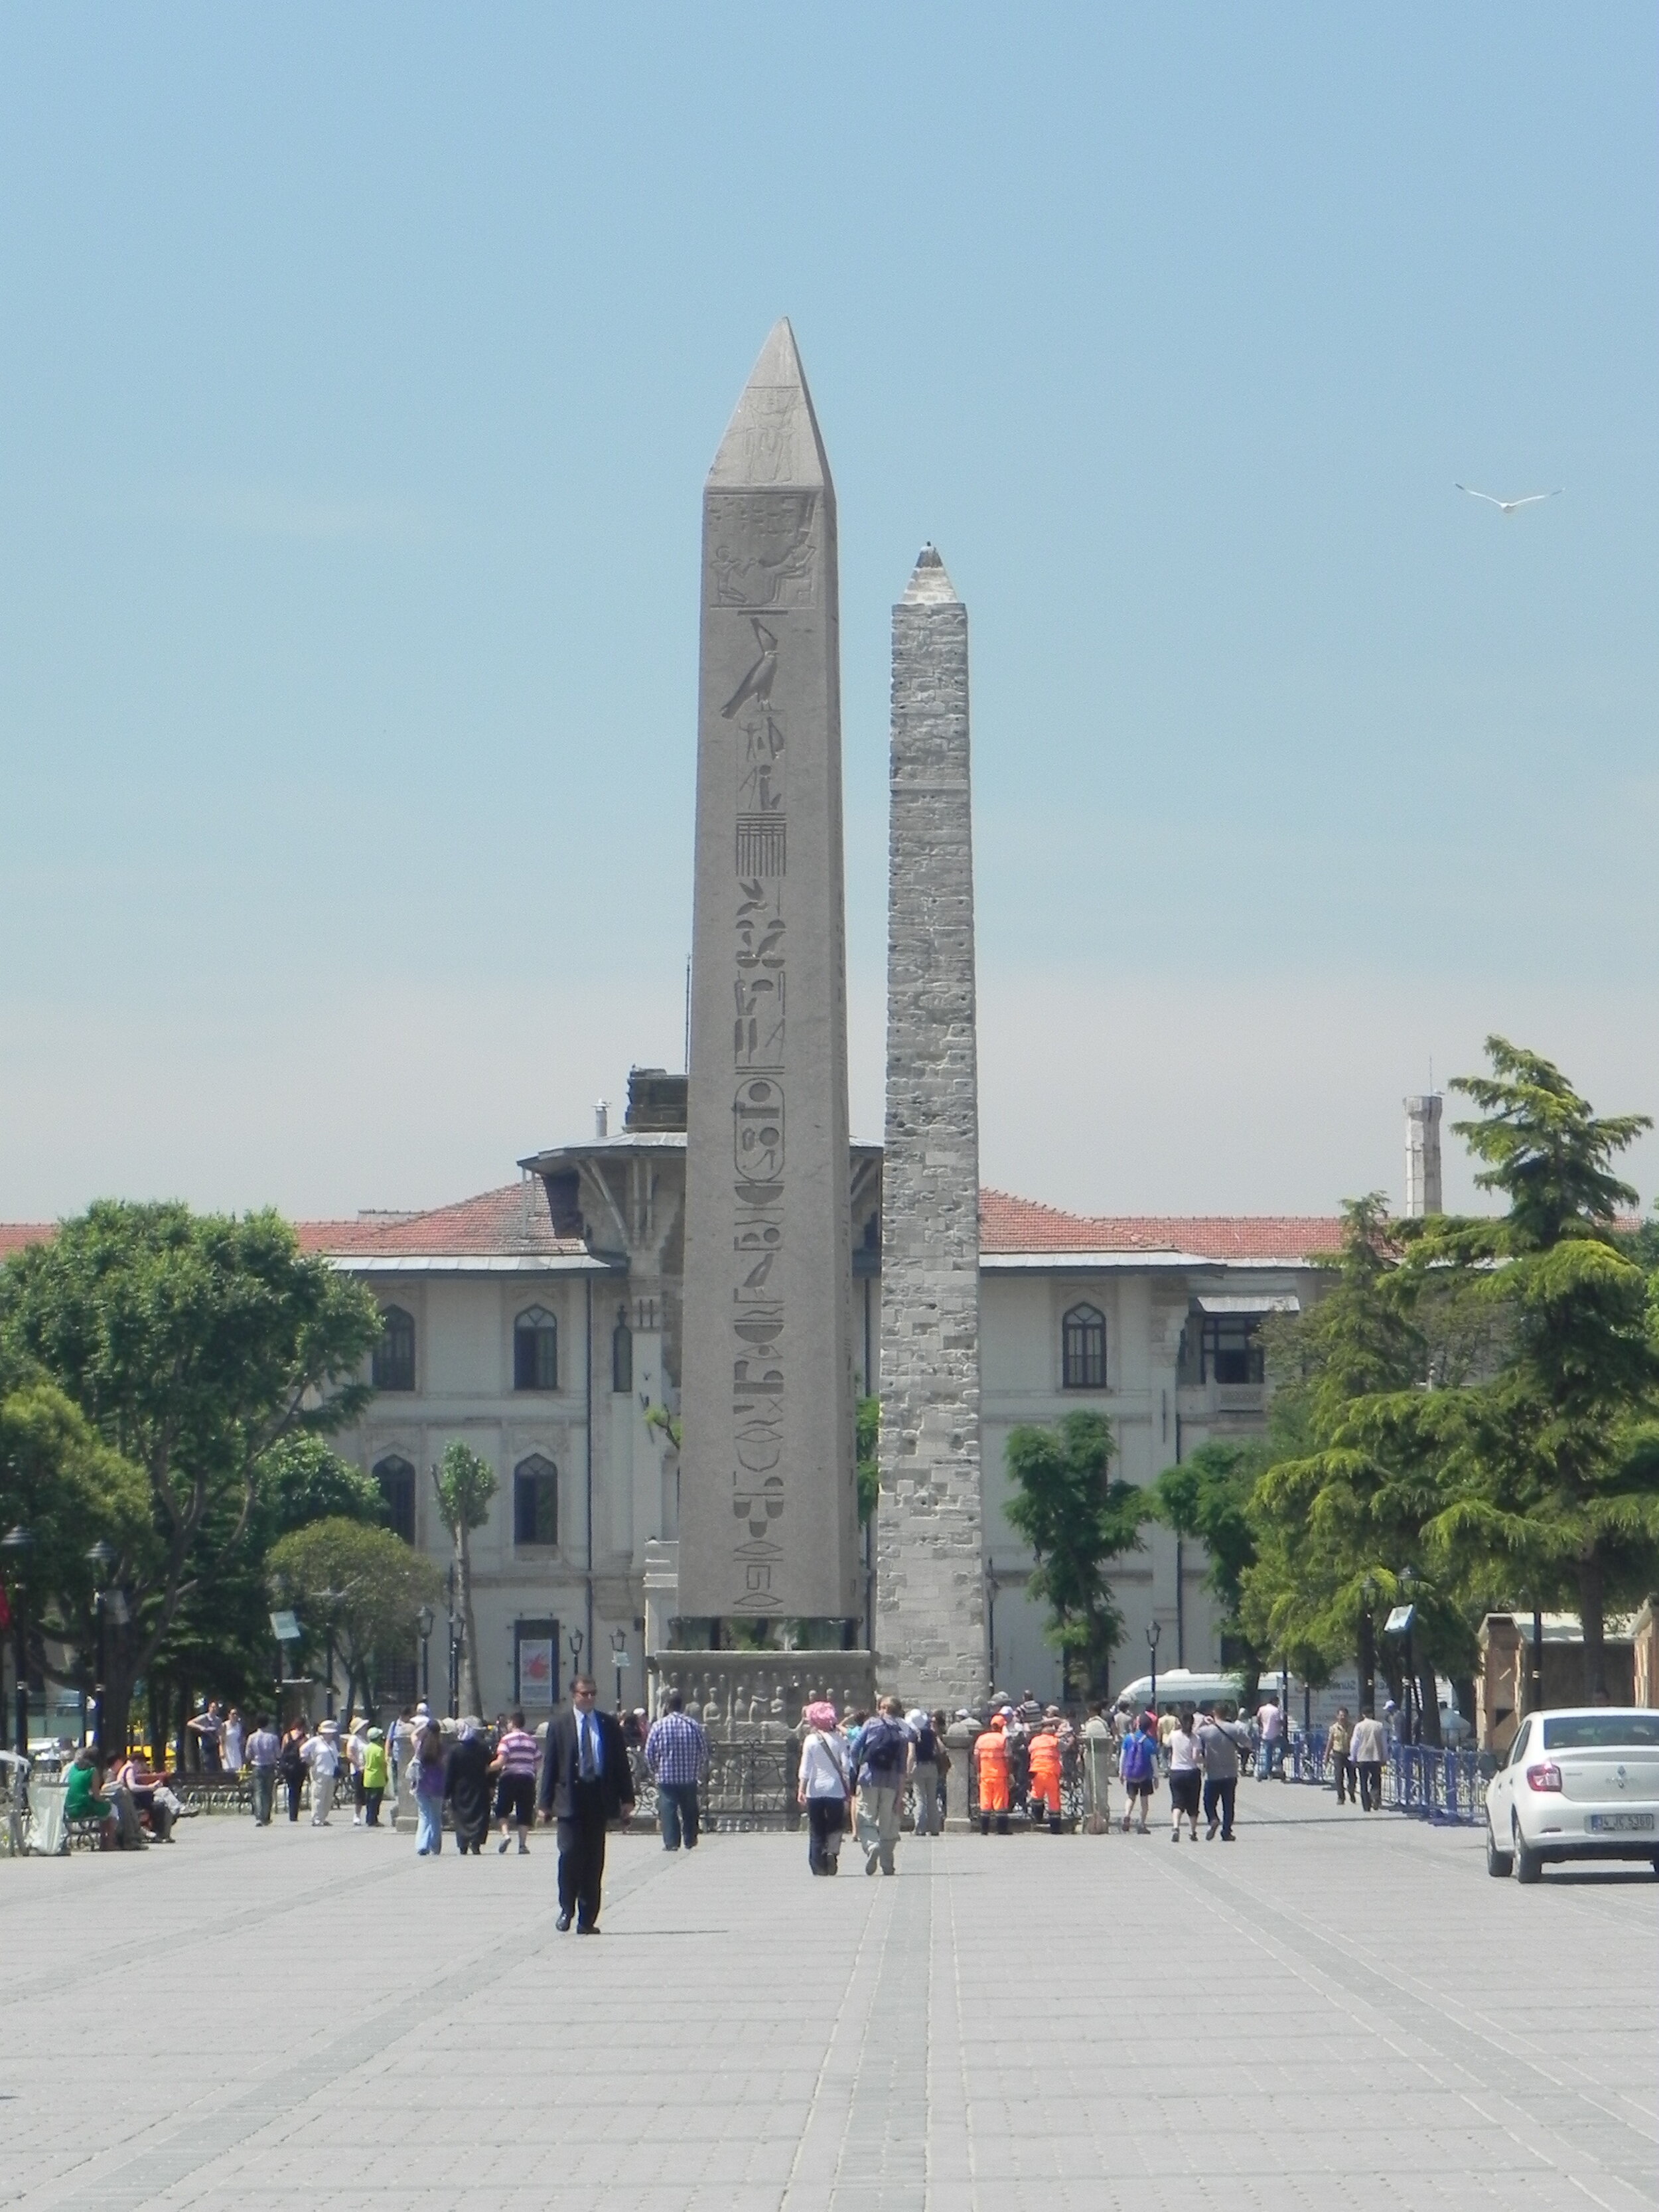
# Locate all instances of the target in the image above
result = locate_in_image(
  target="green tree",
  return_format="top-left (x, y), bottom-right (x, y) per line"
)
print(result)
top-left (267, 1516), bottom-right (441, 1720)
top-left (0, 1201), bottom-right (382, 1751)
top-left (253, 1433), bottom-right (387, 1543)
top-left (433, 1441), bottom-right (497, 1718)
top-left (1149, 1440), bottom-right (1266, 1688)
top-left (1003, 1411), bottom-right (1149, 1698)
top-left (1238, 1197), bottom-right (1466, 1731)
top-left (856, 1394), bottom-right (880, 1526)
top-left (1388, 1040), bottom-right (1659, 1696)
top-left (0, 1377), bottom-right (152, 1730)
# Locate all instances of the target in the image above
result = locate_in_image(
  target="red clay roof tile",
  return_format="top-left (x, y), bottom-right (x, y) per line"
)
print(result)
top-left (978, 1190), bottom-right (1345, 1264)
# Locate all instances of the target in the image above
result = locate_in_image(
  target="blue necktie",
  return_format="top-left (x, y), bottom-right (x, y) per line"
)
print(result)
top-left (580, 1716), bottom-right (597, 1781)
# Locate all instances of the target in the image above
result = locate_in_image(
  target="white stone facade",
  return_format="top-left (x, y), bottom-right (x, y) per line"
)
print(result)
top-left (306, 1155), bottom-right (1338, 1715)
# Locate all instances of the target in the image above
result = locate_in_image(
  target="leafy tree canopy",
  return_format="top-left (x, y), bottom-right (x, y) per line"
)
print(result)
top-left (255, 1432), bottom-right (386, 1544)
top-left (856, 1394), bottom-right (879, 1526)
top-left (267, 1516), bottom-right (440, 1714)
top-left (1151, 1439), bottom-right (1265, 1634)
top-left (1003, 1411), bottom-right (1148, 1695)
top-left (0, 1201), bottom-right (383, 1747)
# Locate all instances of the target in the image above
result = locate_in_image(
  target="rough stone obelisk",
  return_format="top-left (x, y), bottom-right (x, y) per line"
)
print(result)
top-left (876, 546), bottom-right (987, 1708)
top-left (678, 321), bottom-right (860, 1627)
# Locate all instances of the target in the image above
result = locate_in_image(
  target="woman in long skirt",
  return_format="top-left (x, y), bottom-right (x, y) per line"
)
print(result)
top-left (445, 1720), bottom-right (492, 1855)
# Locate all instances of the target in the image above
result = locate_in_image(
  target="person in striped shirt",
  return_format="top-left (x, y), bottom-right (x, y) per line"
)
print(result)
top-left (491, 1710), bottom-right (541, 1855)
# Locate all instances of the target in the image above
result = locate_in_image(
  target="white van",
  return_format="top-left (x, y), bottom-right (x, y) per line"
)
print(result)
top-left (1113, 1668), bottom-right (1248, 1714)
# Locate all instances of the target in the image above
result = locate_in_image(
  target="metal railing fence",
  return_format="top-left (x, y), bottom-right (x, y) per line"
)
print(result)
top-left (1288, 1727), bottom-right (1487, 1824)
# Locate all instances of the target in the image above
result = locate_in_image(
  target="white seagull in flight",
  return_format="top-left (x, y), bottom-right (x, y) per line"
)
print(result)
top-left (1456, 483), bottom-right (1563, 515)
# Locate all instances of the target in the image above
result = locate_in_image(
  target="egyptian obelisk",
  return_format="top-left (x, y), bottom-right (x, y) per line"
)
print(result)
top-left (677, 321), bottom-right (860, 1626)
top-left (876, 546), bottom-right (987, 1708)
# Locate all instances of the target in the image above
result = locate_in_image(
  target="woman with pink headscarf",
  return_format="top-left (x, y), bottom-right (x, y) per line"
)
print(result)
top-left (796, 1701), bottom-right (851, 1876)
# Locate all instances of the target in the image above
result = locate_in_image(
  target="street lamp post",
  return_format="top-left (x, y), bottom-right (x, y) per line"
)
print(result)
top-left (2, 1526), bottom-right (35, 1755)
top-left (1147, 1618), bottom-right (1162, 1716)
top-left (610, 1625), bottom-right (629, 1712)
top-left (1400, 1568), bottom-right (1418, 1747)
top-left (86, 1541), bottom-right (113, 1759)
top-left (1360, 1576), bottom-right (1378, 1714)
top-left (416, 1605), bottom-right (435, 1705)
top-left (567, 1627), bottom-right (585, 1702)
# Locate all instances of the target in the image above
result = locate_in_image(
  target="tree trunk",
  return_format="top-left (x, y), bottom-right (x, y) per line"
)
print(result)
top-left (1578, 1552), bottom-right (1607, 1700)
top-left (100, 1655), bottom-right (141, 1765)
top-left (457, 1523), bottom-right (485, 1721)
top-left (1415, 1659), bottom-right (1442, 1747)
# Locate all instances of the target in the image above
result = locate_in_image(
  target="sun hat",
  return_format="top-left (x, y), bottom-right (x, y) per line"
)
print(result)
top-left (366, 1726), bottom-right (384, 1741)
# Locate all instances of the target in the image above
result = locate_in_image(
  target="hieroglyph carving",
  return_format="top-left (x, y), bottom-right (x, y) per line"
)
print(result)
top-left (707, 490), bottom-right (818, 607)
top-left (725, 625), bottom-right (790, 1610)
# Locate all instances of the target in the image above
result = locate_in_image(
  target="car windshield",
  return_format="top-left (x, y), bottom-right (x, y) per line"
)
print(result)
top-left (1540, 1714), bottom-right (1659, 1751)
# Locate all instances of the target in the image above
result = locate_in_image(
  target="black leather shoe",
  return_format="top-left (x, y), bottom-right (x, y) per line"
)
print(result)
top-left (555, 1911), bottom-right (573, 1931)
top-left (577, 1921), bottom-right (599, 1935)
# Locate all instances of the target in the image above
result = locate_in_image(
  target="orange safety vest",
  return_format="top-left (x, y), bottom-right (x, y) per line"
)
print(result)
top-left (974, 1728), bottom-right (1009, 1812)
top-left (1028, 1730), bottom-right (1062, 1809)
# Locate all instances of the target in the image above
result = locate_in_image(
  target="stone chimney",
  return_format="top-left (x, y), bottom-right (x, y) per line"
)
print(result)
top-left (1404, 1094), bottom-right (1443, 1217)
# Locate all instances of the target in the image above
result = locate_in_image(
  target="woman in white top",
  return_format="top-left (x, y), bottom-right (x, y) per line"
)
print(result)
top-left (796, 1701), bottom-right (851, 1877)
top-left (1167, 1708), bottom-right (1203, 1841)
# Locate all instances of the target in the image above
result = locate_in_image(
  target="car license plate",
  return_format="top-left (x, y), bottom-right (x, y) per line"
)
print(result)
top-left (1587, 1812), bottom-right (1655, 1833)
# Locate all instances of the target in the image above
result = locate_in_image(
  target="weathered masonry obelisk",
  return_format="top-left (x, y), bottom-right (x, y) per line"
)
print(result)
top-left (678, 321), bottom-right (861, 1627)
top-left (876, 547), bottom-right (987, 1708)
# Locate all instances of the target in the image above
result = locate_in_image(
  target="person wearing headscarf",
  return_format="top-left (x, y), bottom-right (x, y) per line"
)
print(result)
top-left (410, 1721), bottom-right (448, 1856)
top-left (445, 1719), bottom-right (493, 1855)
top-left (974, 1710), bottom-right (1012, 1836)
top-left (797, 1700), bottom-right (851, 1874)
top-left (907, 1709), bottom-right (942, 1837)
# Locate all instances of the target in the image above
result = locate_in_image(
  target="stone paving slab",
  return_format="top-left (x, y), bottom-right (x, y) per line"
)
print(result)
top-left (1, 1783), bottom-right (1653, 2211)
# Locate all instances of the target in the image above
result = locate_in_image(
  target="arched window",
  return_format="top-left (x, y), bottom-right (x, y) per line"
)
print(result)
top-left (514, 1454), bottom-right (559, 1546)
top-left (514, 1307), bottom-right (558, 1392)
top-left (1062, 1303), bottom-right (1106, 1390)
top-left (372, 1306), bottom-right (415, 1393)
top-left (374, 1454), bottom-right (417, 1544)
top-left (612, 1307), bottom-right (633, 1394)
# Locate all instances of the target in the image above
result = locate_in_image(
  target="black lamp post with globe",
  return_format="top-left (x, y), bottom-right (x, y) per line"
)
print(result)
top-left (1147, 1617), bottom-right (1162, 1717)
top-left (417, 1604), bottom-right (435, 1705)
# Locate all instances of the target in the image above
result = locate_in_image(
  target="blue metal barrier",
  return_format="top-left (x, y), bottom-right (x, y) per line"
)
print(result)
top-left (1285, 1728), bottom-right (1485, 1824)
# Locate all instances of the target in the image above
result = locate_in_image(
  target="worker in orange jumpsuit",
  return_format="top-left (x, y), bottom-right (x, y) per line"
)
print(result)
top-left (1027, 1722), bottom-right (1064, 1834)
top-left (974, 1712), bottom-right (1011, 1835)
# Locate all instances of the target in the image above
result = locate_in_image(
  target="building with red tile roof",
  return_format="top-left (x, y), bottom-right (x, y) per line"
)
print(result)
top-left (979, 1190), bottom-right (1346, 1266)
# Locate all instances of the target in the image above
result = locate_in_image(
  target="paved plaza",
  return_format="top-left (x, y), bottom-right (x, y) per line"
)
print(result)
top-left (3, 1784), bottom-right (1654, 2212)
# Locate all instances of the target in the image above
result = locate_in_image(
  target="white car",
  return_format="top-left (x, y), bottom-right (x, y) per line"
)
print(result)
top-left (1484, 1707), bottom-right (1659, 1883)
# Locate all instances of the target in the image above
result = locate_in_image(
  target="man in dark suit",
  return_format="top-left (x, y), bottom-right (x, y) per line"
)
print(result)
top-left (538, 1674), bottom-right (636, 1932)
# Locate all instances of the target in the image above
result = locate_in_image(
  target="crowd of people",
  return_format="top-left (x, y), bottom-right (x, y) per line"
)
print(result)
top-left (48, 1672), bottom-right (1408, 1899)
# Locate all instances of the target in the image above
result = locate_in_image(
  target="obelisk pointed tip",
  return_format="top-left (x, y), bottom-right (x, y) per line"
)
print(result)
top-left (707, 318), bottom-right (830, 490)
top-left (901, 543), bottom-right (960, 606)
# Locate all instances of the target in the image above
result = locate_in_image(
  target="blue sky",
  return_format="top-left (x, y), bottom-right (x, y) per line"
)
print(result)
top-left (3, 8), bottom-right (1655, 1221)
